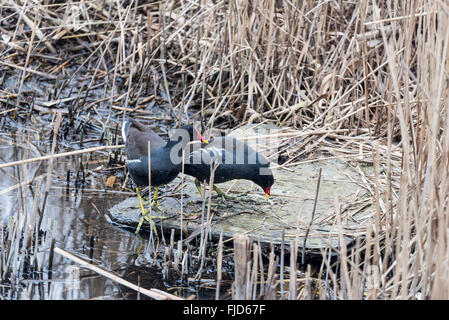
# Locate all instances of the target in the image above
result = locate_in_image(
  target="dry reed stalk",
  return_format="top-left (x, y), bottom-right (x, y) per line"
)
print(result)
top-left (335, 197), bottom-right (351, 299)
top-left (0, 174), bottom-right (45, 196)
top-left (302, 167), bottom-right (322, 265)
top-left (289, 240), bottom-right (297, 300)
top-left (38, 112), bottom-right (62, 230)
top-left (194, 161), bottom-right (218, 280)
top-left (233, 234), bottom-right (248, 300)
top-left (265, 248), bottom-right (278, 300)
top-left (280, 228), bottom-right (285, 298)
top-left (305, 264), bottom-right (312, 300)
top-left (250, 242), bottom-right (259, 300)
top-left (215, 232), bottom-right (223, 300)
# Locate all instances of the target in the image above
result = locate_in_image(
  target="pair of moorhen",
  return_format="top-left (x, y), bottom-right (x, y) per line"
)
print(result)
top-left (122, 119), bottom-right (274, 234)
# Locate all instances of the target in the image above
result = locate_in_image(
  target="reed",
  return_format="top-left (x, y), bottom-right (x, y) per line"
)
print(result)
top-left (0, 0), bottom-right (448, 300)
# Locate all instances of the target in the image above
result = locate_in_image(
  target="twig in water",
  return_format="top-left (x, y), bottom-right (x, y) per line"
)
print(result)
top-left (0, 145), bottom-right (125, 170)
top-left (54, 247), bottom-right (183, 300)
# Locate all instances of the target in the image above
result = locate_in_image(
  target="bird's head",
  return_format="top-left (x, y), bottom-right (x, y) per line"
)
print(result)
top-left (254, 166), bottom-right (274, 199)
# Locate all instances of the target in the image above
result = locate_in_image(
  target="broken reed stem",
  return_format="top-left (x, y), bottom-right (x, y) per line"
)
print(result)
top-left (54, 247), bottom-right (183, 300)
top-left (0, 145), bottom-right (125, 170)
top-left (233, 234), bottom-right (248, 300)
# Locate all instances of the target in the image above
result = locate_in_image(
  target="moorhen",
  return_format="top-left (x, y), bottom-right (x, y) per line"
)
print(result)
top-left (184, 134), bottom-right (274, 199)
top-left (122, 119), bottom-right (207, 234)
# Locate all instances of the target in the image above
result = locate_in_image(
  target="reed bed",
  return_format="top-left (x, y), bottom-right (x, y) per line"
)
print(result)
top-left (0, 0), bottom-right (448, 300)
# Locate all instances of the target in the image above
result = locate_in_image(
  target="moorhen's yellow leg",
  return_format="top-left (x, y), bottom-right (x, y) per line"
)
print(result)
top-left (135, 187), bottom-right (156, 234)
top-left (133, 187), bottom-right (166, 213)
top-left (194, 178), bottom-right (205, 198)
top-left (140, 186), bottom-right (158, 206)
top-left (213, 184), bottom-right (234, 202)
top-left (144, 187), bottom-right (166, 214)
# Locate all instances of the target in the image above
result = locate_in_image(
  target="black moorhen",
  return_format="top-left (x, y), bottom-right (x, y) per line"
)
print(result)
top-left (122, 119), bottom-right (207, 234)
top-left (184, 134), bottom-right (274, 199)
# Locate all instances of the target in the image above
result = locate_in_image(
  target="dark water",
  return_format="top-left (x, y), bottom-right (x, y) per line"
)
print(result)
top-left (0, 117), bottom-right (220, 300)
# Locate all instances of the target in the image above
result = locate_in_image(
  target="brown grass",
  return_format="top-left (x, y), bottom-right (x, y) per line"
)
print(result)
top-left (1, 0), bottom-right (448, 300)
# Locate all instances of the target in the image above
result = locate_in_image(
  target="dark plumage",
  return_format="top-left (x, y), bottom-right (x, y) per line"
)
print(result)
top-left (122, 118), bottom-right (207, 234)
top-left (184, 135), bottom-right (274, 198)
top-left (123, 119), bottom-right (205, 188)
top-left (122, 119), bottom-right (165, 160)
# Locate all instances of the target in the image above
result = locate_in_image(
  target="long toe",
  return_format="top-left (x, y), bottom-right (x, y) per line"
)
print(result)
top-left (141, 211), bottom-right (167, 220)
top-left (211, 192), bottom-right (233, 203)
top-left (135, 212), bottom-right (161, 235)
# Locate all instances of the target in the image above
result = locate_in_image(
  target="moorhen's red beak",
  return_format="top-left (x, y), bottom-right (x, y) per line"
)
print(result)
top-left (195, 127), bottom-right (208, 144)
top-left (264, 187), bottom-right (271, 198)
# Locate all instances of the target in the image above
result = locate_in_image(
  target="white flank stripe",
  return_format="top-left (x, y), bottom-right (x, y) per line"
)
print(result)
top-left (121, 121), bottom-right (128, 143)
top-left (126, 159), bottom-right (142, 164)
